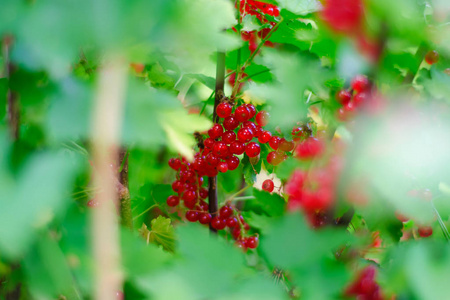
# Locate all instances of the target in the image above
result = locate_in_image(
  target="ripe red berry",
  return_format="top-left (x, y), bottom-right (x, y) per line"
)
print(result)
top-left (211, 217), bottom-right (226, 230)
top-left (232, 226), bottom-right (241, 239)
top-left (220, 205), bottom-right (233, 218)
top-left (212, 142), bottom-right (229, 158)
top-left (245, 142), bottom-right (261, 157)
top-left (351, 75), bottom-right (370, 93)
top-left (237, 127), bottom-right (254, 143)
top-left (226, 217), bottom-right (238, 227)
top-left (186, 210), bottom-right (199, 222)
top-left (182, 190), bottom-right (197, 202)
top-left (206, 153), bottom-right (219, 167)
top-left (353, 92), bottom-right (367, 107)
top-left (262, 179), bottom-right (274, 192)
top-left (295, 137), bottom-right (324, 160)
top-left (321, 0), bottom-right (363, 34)
top-left (266, 151), bottom-right (285, 166)
top-left (222, 131), bottom-right (237, 144)
top-left (199, 188), bottom-right (208, 199)
top-left (167, 195), bottom-right (180, 207)
top-left (337, 90), bottom-right (352, 105)
top-left (216, 102), bottom-right (232, 118)
top-left (223, 115), bottom-right (239, 130)
top-left (255, 111), bottom-right (269, 126)
top-left (268, 136), bottom-right (281, 150)
top-left (246, 236), bottom-right (259, 249)
top-left (258, 131), bottom-right (272, 143)
top-left (204, 138), bottom-right (215, 149)
top-left (218, 161), bottom-right (228, 173)
top-left (243, 121), bottom-right (257, 133)
top-left (418, 226), bottom-right (433, 237)
top-left (235, 105), bottom-right (251, 122)
top-left (226, 156), bottom-right (240, 170)
top-left (168, 158), bottom-right (181, 170)
top-left (246, 104), bottom-right (257, 119)
top-left (278, 138), bottom-right (294, 152)
top-left (199, 212), bottom-right (212, 224)
top-left (172, 180), bottom-right (185, 193)
top-left (208, 123), bottom-right (224, 139)
top-left (230, 141), bottom-right (245, 155)
top-left (425, 50), bottom-right (439, 65)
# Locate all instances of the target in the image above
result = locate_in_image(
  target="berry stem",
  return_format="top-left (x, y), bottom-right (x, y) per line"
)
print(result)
top-left (431, 200), bottom-right (450, 242)
top-left (208, 51), bottom-right (226, 233)
top-left (2, 36), bottom-right (20, 140)
top-left (118, 148), bottom-right (133, 230)
top-left (231, 18), bottom-right (284, 98)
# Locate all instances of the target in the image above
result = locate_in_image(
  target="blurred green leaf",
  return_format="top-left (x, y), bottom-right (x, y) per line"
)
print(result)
top-left (277, 0), bottom-right (321, 16)
top-left (139, 216), bottom-right (176, 252)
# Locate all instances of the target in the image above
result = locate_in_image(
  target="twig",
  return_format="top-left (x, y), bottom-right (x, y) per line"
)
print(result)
top-left (118, 148), bottom-right (133, 230)
top-left (90, 57), bottom-right (127, 300)
top-left (2, 36), bottom-right (19, 140)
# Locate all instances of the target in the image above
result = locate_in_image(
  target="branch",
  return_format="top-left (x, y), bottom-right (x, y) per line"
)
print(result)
top-left (209, 52), bottom-right (226, 233)
top-left (90, 57), bottom-right (127, 300)
top-left (2, 36), bottom-right (19, 140)
top-left (118, 148), bottom-right (133, 230)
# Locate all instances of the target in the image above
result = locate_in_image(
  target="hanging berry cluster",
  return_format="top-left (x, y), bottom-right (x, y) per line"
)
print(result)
top-left (167, 155), bottom-right (259, 250)
top-left (235, 0), bottom-right (280, 52)
top-left (344, 265), bottom-right (384, 300)
top-left (335, 74), bottom-right (372, 122)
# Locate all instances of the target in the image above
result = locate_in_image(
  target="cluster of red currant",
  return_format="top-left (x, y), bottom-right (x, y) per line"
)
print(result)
top-left (166, 156), bottom-right (259, 249)
top-left (345, 265), bottom-right (384, 300)
top-left (235, 0), bottom-right (279, 52)
top-left (335, 74), bottom-right (371, 121)
top-left (396, 189), bottom-right (434, 238)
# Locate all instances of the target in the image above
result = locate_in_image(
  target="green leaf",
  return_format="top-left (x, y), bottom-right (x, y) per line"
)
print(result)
top-left (140, 216), bottom-right (176, 252)
top-left (247, 189), bottom-right (285, 217)
top-left (241, 14), bottom-right (262, 32)
top-left (23, 232), bottom-right (81, 299)
top-left (277, 0), bottom-right (322, 16)
top-left (184, 74), bottom-right (216, 90)
top-left (0, 147), bottom-right (80, 259)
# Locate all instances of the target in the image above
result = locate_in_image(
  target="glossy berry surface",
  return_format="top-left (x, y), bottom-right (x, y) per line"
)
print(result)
top-left (199, 213), bottom-right (212, 224)
top-left (266, 151), bottom-right (284, 166)
top-left (268, 136), bottom-right (281, 150)
top-left (246, 236), bottom-right (259, 249)
top-left (235, 105), bottom-right (251, 122)
top-left (237, 128), bottom-right (254, 143)
top-left (167, 195), bottom-right (180, 207)
top-left (211, 217), bottom-right (226, 230)
top-left (208, 123), bottom-right (224, 139)
top-left (262, 179), bottom-right (274, 192)
top-left (255, 111), bottom-right (269, 127)
top-left (223, 115), bottom-right (240, 130)
top-left (425, 50), bottom-right (439, 65)
top-left (351, 75), bottom-right (370, 93)
top-left (337, 90), bottom-right (352, 105)
top-left (216, 102), bottom-right (232, 118)
top-left (418, 226), bottom-right (433, 237)
top-left (230, 141), bottom-right (245, 155)
top-left (245, 142), bottom-right (261, 157)
top-left (186, 211), bottom-right (199, 222)
top-left (226, 156), bottom-right (240, 170)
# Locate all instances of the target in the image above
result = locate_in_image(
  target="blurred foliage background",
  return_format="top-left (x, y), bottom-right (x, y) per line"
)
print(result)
top-left (1, 0), bottom-right (450, 299)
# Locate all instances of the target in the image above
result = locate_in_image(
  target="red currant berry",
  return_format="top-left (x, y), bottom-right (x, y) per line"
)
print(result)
top-left (172, 180), bottom-right (185, 193)
top-left (216, 102), bottom-right (232, 118)
top-left (223, 115), bottom-right (239, 130)
top-left (255, 111), bottom-right (269, 126)
top-left (351, 75), bottom-right (370, 93)
top-left (278, 138), bottom-right (294, 152)
top-left (291, 126), bottom-right (308, 141)
top-left (418, 226), bottom-right (433, 237)
top-left (199, 188), bottom-right (208, 199)
top-left (217, 161), bottom-right (228, 173)
top-left (269, 136), bottom-right (281, 150)
top-left (186, 210), bottom-right (199, 222)
top-left (246, 104), bottom-right (257, 119)
top-left (212, 142), bottom-right (229, 158)
top-left (230, 141), bottom-right (245, 155)
top-left (205, 153), bottom-right (219, 167)
top-left (232, 226), bottom-right (241, 239)
top-left (167, 195), bottom-right (180, 207)
top-left (243, 121), bottom-right (257, 133)
top-left (204, 138), bottom-right (215, 149)
top-left (219, 205), bottom-right (234, 218)
top-left (184, 198), bottom-right (197, 209)
top-left (262, 179), bottom-right (274, 192)
top-left (246, 236), bottom-right (259, 249)
top-left (226, 217), bottom-right (238, 227)
top-left (235, 105), bottom-right (251, 122)
top-left (237, 127), bottom-right (254, 143)
top-left (245, 142), bottom-right (261, 157)
top-left (199, 212), bottom-right (212, 224)
top-left (222, 131), bottom-right (237, 144)
top-left (182, 190), bottom-right (197, 202)
top-left (337, 90), bottom-right (352, 105)
top-left (226, 156), bottom-right (240, 170)
top-left (353, 92), bottom-right (367, 107)
top-left (211, 217), bottom-right (226, 230)
top-left (208, 123), bottom-right (224, 139)
top-left (168, 158), bottom-right (181, 170)
top-left (295, 137), bottom-right (324, 160)
top-left (266, 151), bottom-right (285, 166)
top-left (258, 130), bottom-right (272, 143)
top-left (425, 50), bottom-right (439, 65)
